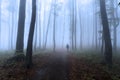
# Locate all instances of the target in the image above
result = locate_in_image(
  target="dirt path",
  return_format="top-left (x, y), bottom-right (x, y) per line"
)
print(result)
top-left (31, 52), bottom-right (69, 80)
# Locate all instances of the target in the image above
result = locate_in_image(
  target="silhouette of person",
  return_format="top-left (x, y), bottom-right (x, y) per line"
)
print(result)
top-left (66, 44), bottom-right (69, 52)
top-left (118, 2), bottom-right (120, 6)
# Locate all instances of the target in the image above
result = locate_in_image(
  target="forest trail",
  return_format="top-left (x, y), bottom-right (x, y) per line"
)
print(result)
top-left (31, 52), bottom-right (69, 80)
top-left (0, 52), bottom-right (120, 80)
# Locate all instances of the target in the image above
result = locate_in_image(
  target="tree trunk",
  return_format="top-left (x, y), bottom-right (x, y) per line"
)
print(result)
top-left (0, 1), bottom-right (1, 45)
top-left (113, 27), bottom-right (117, 53)
top-left (44, 4), bottom-right (52, 49)
top-left (71, 0), bottom-right (74, 50)
top-left (74, 0), bottom-right (77, 50)
top-left (16, 0), bottom-right (26, 53)
top-left (38, 0), bottom-right (41, 49)
top-left (99, 0), bottom-right (113, 67)
top-left (10, 6), bottom-right (15, 50)
top-left (79, 8), bottom-right (82, 49)
top-left (26, 0), bottom-right (36, 68)
top-left (62, 13), bottom-right (65, 48)
top-left (34, 25), bottom-right (37, 52)
top-left (53, 1), bottom-right (56, 52)
top-left (95, 0), bottom-right (98, 49)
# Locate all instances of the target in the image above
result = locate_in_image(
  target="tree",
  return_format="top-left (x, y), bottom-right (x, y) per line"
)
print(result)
top-left (44, 3), bottom-right (53, 49)
top-left (62, 11), bottom-right (65, 48)
top-left (94, 0), bottom-right (98, 49)
top-left (70, 0), bottom-right (75, 50)
top-left (105, 0), bottom-right (119, 53)
top-left (112, 0), bottom-right (119, 53)
top-left (26, 0), bottom-right (36, 68)
top-left (8, 0), bottom-right (16, 50)
top-left (0, 0), bottom-right (1, 44)
top-left (78, 8), bottom-right (83, 49)
top-left (74, 0), bottom-right (77, 50)
top-left (99, 0), bottom-right (113, 67)
top-left (53, 0), bottom-right (57, 52)
top-left (16, 0), bottom-right (26, 53)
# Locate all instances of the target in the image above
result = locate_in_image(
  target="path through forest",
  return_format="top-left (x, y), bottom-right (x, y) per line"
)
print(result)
top-left (31, 52), bottom-right (69, 80)
top-left (1, 52), bottom-right (120, 80)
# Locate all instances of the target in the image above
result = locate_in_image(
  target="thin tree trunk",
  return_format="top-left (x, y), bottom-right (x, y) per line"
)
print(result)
top-left (95, 0), bottom-right (98, 49)
top-left (74, 0), bottom-right (77, 50)
top-left (113, 15), bottom-right (119, 53)
top-left (44, 4), bottom-right (52, 49)
top-left (34, 25), bottom-right (37, 52)
top-left (113, 27), bottom-right (117, 52)
top-left (71, 0), bottom-right (74, 50)
top-left (79, 8), bottom-right (82, 49)
top-left (37, 0), bottom-right (41, 49)
top-left (9, 13), bottom-right (11, 49)
top-left (11, 7), bottom-right (15, 50)
top-left (26, 0), bottom-right (36, 68)
top-left (53, 1), bottom-right (56, 52)
top-left (0, 1), bottom-right (1, 45)
top-left (16, 0), bottom-right (26, 53)
top-left (62, 13), bottom-right (65, 48)
top-left (39, 13), bottom-right (41, 49)
top-left (100, 0), bottom-right (113, 67)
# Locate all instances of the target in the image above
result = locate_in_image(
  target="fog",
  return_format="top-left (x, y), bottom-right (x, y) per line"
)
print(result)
top-left (0, 0), bottom-right (120, 52)
top-left (1, 0), bottom-right (120, 80)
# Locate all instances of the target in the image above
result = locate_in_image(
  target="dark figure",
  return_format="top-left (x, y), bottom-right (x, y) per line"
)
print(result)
top-left (66, 44), bottom-right (69, 52)
top-left (119, 2), bottom-right (120, 6)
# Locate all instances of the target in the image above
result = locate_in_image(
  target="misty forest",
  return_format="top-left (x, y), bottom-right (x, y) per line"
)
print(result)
top-left (0, 0), bottom-right (120, 80)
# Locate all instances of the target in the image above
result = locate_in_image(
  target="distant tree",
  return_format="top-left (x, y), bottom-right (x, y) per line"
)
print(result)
top-left (0, 0), bottom-right (1, 44)
top-left (53, 1), bottom-right (57, 52)
top-left (16, 0), bottom-right (26, 53)
top-left (44, 3), bottom-right (52, 49)
top-left (70, 0), bottom-right (74, 50)
top-left (62, 10), bottom-right (65, 48)
top-left (113, 1), bottom-right (119, 53)
top-left (26, 0), bottom-right (36, 68)
top-left (74, 0), bottom-right (77, 50)
top-left (99, 0), bottom-right (113, 67)
top-left (37, 0), bottom-right (42, 49)
top-left (72, 0), bottom-right (77, 50)
top-left (8, 0), bottom-right (16, 50)
top-left (78, 8), bottom-right (83, 49)
top-left (33, 26), bottom-right (37, 52)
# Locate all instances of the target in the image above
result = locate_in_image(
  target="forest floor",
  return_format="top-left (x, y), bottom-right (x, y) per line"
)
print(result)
top-left (0, 51), bottom-right (120, 80)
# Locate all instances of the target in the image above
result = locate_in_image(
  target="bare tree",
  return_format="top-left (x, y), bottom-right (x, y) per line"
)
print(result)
top-left (26, 0), bottom-right (36, 68)
top-left (44, 2), bottom-right (53, 49)
top-left (0, 0), bottom-right (1, 44)
top-left (8, 0), bottom-right (16, 50)
top-left (33, 25), bottom-right (37, 52)
top-left (74, 0), bottom-right (77, 50)
top-left (112, 1), bottom-right (119, 53)
top-left (105, 0), bottom-right (119, 53)
top-left (71, 0), bottom-right (77, 50)
top-left (16, 0), bottom-right (26, 53)
top-left (100, 0), bottom-right (113, 67)
top-left (70, 0), bottom-right (74, 50)
top-left (94, 0), bottom-right (98, 49)
top-left (53, 0), bottom-right (57, 52)
top-left (78, 8), bottom-right (83, 49)
top-left (62, 11), bottom-right (65, 48)
top-left (38, 0), bottom-right (42, 49)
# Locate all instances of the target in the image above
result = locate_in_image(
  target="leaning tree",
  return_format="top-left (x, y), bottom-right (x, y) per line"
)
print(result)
top-left (26, 0), bottom-right (36, 68)
top-left (99, 0), bottom-right (113, 67)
